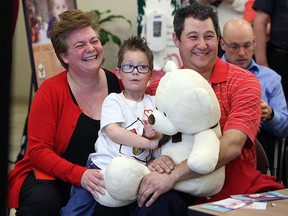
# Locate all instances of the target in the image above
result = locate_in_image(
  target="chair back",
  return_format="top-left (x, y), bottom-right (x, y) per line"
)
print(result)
top-left (256, 139), bottom-right (271, 175)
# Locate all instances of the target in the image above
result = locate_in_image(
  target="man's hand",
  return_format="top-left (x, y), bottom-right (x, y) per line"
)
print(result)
top-left (261, 100), bottom-right (273, 121)
top-left (147, 155), bottom-right (175, 174)
top-left (137, 171), bottom-right (177, 207)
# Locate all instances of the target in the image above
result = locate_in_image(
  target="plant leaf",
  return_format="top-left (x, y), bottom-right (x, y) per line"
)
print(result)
top-left (100, 15), bottom-right (132, 27)
top-left (100, 29), bottom-right (109, 46)
top-left (111, 35), bottom-right (121, 47)
top-left (91, 9), bottom-right (131, 47)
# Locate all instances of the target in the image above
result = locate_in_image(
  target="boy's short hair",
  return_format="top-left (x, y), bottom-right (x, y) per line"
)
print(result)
top-left (118, 35), bottom-right (154, 70)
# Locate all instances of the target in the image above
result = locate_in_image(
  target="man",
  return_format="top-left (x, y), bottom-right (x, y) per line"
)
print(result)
top-left (253, 0), bottom-right (288, 101)
top-left (220, 18), bottom-right (288, 179)
top-left (137, 3), bottom-right (283, 213)
top-left (220, 18), bottom-right (288, 140)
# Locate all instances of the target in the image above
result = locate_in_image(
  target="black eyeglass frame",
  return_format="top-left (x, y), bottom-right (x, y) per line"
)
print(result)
top-left (119, 64), bottom-right (151, 74)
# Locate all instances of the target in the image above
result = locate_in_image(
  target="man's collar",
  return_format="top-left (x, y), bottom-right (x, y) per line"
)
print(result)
top-left (221, 54), bottom-right (259, 75)
top-left (209, 58), bottom-right (228, 84)
top-left (247, 59), bottom-right (260, 75)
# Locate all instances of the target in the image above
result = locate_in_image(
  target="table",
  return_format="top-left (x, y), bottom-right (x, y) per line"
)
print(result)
top-left (187, 188), bottom-right (288, 216)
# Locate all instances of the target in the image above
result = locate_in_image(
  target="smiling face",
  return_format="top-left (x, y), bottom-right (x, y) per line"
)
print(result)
top-left (173, 17), bottom-right (219, 78)
top-left (60, 26), bottom-right (103, 74)
top-left (117, 50), bottom-right (152, 99)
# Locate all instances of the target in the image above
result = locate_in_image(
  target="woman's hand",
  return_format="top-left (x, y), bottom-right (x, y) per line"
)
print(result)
top-left (147, 155), bottom-right (175, 174)
top-left (80, 169), bottom-right (105, 199)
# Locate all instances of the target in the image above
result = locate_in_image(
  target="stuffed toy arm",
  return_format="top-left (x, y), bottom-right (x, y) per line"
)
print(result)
top-left (187, 129), bottom-right (220, 174)
top-left (97, 156), bottom-right (151, 207)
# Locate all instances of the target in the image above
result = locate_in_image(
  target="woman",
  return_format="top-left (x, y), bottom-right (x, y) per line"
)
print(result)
top-left (7, 9), bottom-right (121, 215)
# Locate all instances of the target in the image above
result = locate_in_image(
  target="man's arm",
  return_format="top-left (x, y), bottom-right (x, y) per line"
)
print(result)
top-left (253, 10), bottom-right (270, 67)
top-left (137, 129), bottom-right (247, 207)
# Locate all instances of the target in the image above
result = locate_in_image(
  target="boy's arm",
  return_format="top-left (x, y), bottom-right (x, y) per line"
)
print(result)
top-left (143, 120), bottom-right (162, 139)
top-left (104, 123), bottom-right (159, 150)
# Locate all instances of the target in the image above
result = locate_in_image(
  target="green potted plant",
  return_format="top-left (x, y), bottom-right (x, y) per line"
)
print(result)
top-left (91, 9), bottom-right (132, 47)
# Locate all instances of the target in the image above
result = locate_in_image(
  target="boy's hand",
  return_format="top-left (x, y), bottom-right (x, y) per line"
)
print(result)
top-left (143, 120), bottom-right (157, 138)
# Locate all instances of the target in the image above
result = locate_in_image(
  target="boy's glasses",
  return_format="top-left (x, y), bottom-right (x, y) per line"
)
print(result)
top-left (119, 64), bottom-right (151, 74)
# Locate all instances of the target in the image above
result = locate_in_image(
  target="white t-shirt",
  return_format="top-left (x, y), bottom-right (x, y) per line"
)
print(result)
top-left (89, 92), bottom-right (155, 169)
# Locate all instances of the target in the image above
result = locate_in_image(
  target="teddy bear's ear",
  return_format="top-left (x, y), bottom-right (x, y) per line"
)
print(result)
top-left (163, 60), bottom-right (178, 73)
top-left (195, 87), bottom-right (213, 115)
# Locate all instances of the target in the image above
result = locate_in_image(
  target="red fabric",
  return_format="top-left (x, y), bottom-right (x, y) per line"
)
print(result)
top-left (210, 58), bottom-right (262, 167)
top-left (194, 158), bottom-right (285, 204)
top-left (8, 71), bottom-right (86, 208)
top-left (12, 0), bottom-right (19, 36)
top-left (146, 78), bottom-right (160, 96)
top-left (243, 0), bottom-right (256, 23)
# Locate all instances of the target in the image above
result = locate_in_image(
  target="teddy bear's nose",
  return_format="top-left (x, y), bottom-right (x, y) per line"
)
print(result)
top-left (148, 114), bottom-right (155, 125)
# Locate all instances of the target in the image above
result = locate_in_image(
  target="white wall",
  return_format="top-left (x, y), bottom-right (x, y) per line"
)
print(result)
top-left (12, 0), bottom-right (138, 101)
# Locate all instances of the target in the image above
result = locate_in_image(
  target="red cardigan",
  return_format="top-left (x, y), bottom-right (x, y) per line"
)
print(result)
top-left (8, 71), bottom-right (87, 208)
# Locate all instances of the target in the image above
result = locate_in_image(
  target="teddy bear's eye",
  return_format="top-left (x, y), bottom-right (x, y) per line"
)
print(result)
top-left (163, 112), bottom-right (167, 117)
top-left (156, 107), bottom-right (158, 110)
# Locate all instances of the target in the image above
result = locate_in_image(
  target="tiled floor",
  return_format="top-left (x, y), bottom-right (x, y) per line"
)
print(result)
top-left (8, 101), bottom-right (29, 216)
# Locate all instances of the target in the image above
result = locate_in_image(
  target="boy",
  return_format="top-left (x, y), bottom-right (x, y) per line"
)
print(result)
top-left (61, 35), bottom-right (161, 216)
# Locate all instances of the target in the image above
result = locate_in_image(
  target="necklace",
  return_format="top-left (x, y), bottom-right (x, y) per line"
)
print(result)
top-left (69, 73), bottom-right (97, 109)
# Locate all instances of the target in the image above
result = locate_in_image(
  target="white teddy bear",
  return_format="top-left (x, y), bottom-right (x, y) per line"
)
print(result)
top-left (96, 61), bottom-right (225, 207)
top-left (148, 61), bottom-right (225, 196)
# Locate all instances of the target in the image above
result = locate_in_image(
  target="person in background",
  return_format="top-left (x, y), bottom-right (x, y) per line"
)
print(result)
top-left (47, 0), bottom-right (68, 38)
top-left (135, 3), bottom-right (284, 215)
top-left (220, 18), bottom-right (288, 171)
top-left (7, 9), bottom-right (121, 216)
top-left (253, 0), bottom-right (288, 101)
top-left (26, 1), bottom-right (41, 43)
top-left (61, 35), bottom-right (162, 216)
top-left (243, 0), bottom-right (255, 23)
top-left (242, 0), bottom-right (271, 43)
top-left (220, 18), bottom-right (288, 139)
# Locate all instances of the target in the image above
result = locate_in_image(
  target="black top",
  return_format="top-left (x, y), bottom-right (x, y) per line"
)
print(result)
top-left (253, 0), bottom-right (288, 50)
top-left (62, 69), bottom-right (121, 166)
